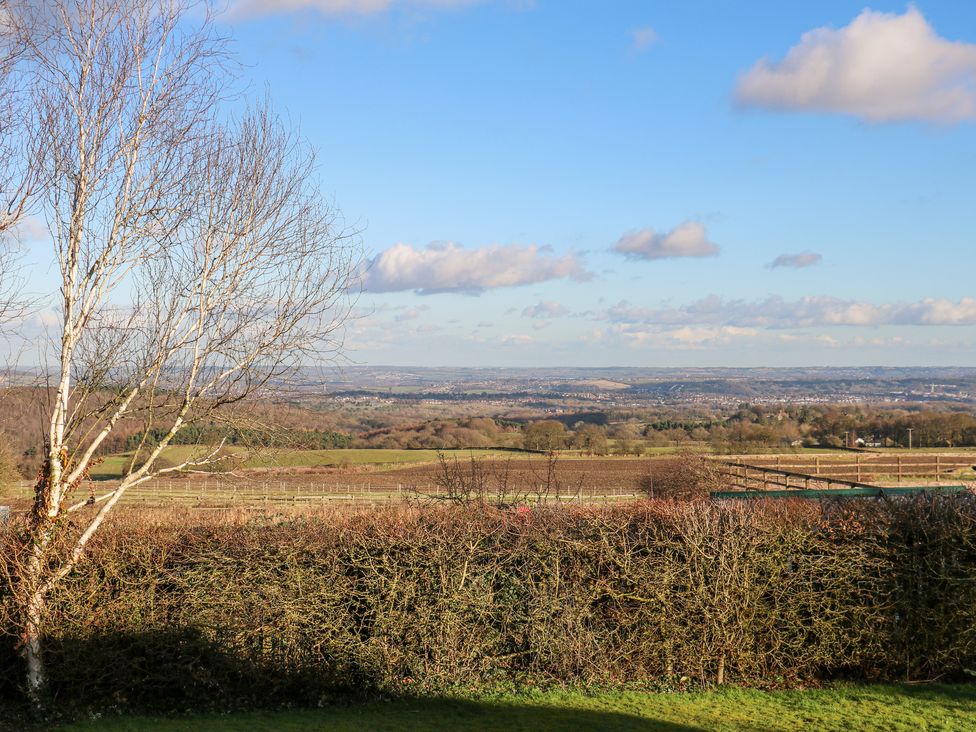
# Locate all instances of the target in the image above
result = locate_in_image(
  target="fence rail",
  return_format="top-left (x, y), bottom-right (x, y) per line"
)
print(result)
top-left (713, 454), bottom-right (975, 485)
top-left (714, 463), bottom-right (883, 492)
top-left (2, 479), bottom-right (640, 507)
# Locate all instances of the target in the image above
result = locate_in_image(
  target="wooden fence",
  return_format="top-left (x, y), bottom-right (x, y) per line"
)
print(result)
top-left (714, 454), bottom-right (976, 492)
top-left (2, 479), bottom-right (640, 508)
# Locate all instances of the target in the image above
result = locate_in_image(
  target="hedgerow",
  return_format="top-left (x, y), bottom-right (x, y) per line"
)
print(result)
top-left (1, 496), bottom-right (975, 711)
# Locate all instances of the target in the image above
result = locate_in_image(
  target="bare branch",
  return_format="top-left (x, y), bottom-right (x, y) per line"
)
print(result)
top-left (4, 0), bottom-right (361, 702)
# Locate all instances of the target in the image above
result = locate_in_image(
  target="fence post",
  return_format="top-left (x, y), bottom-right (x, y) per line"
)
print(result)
top-left (897, 456), bottom-right (903, 483)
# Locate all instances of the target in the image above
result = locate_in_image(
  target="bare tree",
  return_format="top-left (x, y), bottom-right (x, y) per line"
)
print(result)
top-left (0, 2), bottom-right (37, 327)
top-left (2, 0), bottom-right (359, 704)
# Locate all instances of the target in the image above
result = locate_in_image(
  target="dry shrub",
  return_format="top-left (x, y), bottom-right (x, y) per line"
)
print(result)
top-left (638, 451), bottom-right (720, 500)
top-left (1, 496), bottom-right (975, 712)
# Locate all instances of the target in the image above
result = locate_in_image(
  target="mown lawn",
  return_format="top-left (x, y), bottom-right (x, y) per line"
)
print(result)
top-left (57, 685), bottom-right (976, 731)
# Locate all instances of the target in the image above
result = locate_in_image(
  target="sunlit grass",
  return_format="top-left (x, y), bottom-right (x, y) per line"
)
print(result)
top-left (88, 447), bottom-right (526, 479)
top-left (57, 684), bottom-right (976, 731)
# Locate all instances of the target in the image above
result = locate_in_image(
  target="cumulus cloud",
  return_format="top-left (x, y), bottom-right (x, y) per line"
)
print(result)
top-left (227, 0), bottom-right (483, 19)
top-left (521, 300), bottom-right (569, 318)
top-left (363, 241), bottom-right (591, 295)
top-left (632, 26), bottom-right (658, 52)
top-left (736, 7), bottom-right (976, 123)
top-left (769, 251), bottom-right (822, 269)
top-left (603, 295), bottom-right (976, 328)
top-left (612, 222), bottom-right (719, 261)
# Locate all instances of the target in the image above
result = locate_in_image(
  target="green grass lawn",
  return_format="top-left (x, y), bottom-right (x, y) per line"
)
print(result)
top-left (55, 685), bottom-right (976, 732)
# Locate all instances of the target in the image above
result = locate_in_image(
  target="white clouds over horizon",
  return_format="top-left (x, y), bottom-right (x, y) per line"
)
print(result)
top-left (736, 7), bottom-right (976, 123)
top-left (612, 222), bottom-right (719, 261)
top-left (605, 295), bottom-right (976, 329)
top-left (362, 241), bottom-right (591, 295)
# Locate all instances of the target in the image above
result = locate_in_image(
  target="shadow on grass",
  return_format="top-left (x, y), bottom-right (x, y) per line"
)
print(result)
top-left (0, 627), bottom-right (703, 731)
top-left (2, 628), bottom-right (975, 731)
top-left (54, 698), bottom-right (705, 732)
top-left (47, 684), bottom-right (976, 732)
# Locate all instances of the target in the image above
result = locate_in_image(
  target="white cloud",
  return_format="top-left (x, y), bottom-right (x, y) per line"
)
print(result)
top-left (777, 332), bottom-right (841, 348)
top-left (605, 323), bottom-right (761, 350)
top-left (612, 221), bottom-right (719, 261)
top-left (394, 307), bottom-right (424, 322)
top-left (736, 7), bottom-right (976, 123)
top-left (521, 300), bottom-right (568, 318)
top-left (769, 251), bottom-right (822, 269)
top-left (499, 334), bottom-right (534, 346)
top-left (603, 295), bottom-right (976, 328)
top-left (632, 26), bottom-right (658, 52)
top-left (363, 241), bottom-right (591, 295)
top-left (12, 216), bottom-right (47, 243)
top-left (227, 0), bottom-right (483, 19)
top-left (665, 325), bottom-right (758, 346)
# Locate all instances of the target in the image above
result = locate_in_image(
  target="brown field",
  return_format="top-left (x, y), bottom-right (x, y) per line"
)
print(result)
top-left (3, 451), bottom-right (974, 510)
top-left (2, 456), bottom-right (655, 509)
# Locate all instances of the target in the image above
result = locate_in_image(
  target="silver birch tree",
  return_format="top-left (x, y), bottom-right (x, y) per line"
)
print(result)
top-left (2, 0), bottom-right (359, 704)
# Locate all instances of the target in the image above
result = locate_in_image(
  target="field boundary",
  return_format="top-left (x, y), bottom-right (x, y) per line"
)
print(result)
top-left (2, 478), bottom-right (640, 507)
top-left (712, 453), bottom-right (976, 485)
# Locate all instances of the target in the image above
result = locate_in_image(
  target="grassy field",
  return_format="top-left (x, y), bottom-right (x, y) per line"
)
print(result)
top-left (872, 447), bottom-right (976, 453)
top-left (87, 444), bottom-right (852, 480)
top-left (18, 446), bottom-right (965, 509)
top-left (56, 685), bottom-right (976, 731)
top-left (88, 447), bottom-right (521, 480)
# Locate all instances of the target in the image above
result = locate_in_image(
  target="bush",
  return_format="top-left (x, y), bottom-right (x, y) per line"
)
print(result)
top-left (2, 496), bottom-right (976, 712)
top-left (637, 452), bottom-right (720, 500)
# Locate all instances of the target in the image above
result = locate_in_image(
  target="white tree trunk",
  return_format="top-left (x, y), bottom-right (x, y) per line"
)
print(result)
top-left (23, 589), bottom-right (46, 705)
top-left (21, 538), bottom-right (51, 707)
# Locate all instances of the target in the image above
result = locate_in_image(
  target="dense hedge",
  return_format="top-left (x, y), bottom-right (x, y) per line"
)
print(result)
top-left (2, 496), bottom-right (976, 711)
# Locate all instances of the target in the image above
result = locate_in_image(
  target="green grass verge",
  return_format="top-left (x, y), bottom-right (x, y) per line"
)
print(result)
top-left (56, 685), bottom-right (976, 731)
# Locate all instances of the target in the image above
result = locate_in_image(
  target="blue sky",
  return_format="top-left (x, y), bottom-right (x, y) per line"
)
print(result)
top-left (20, 1), bottom-right (976, 367)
